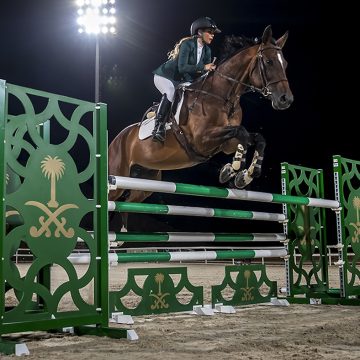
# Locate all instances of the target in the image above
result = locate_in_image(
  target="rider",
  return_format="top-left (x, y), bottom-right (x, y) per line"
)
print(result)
top-left (151, 16), bottom-right (221, 143)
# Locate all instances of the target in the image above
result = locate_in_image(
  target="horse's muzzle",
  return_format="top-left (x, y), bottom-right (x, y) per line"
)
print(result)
top-left (272, 92), bottom-right (294, 110)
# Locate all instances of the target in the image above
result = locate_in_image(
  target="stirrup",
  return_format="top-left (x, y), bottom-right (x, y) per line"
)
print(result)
top-left (152, 132), bottom-right (165, 143)
top-left (152, 124), bottom-right (166, 143)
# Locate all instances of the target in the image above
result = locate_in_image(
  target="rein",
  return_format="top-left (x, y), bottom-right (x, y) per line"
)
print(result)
top-left (185, 44), bottom-right (289, 107)
top-left (174, 43), bottom-right (289, 162)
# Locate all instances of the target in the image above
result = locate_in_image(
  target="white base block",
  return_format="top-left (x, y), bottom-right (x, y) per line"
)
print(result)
top-left (270, 297), bottom-right (290, 306)
top-left (310, 298), bottom-right (322, 305)
top-left (15, 343), bottom-right (30, 356)
top-left (62, 327), bottom-right (75, 334)
top-left (193, 304), bottom-right (215, 316)
top-left (127, 330), bottom-right (139, 341)
top-left (111, 312), bottom-right (134, 325)
top-left (214, 303), bottom-right (236, 314)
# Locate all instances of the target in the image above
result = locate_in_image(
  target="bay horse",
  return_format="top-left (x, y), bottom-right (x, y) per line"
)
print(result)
top-left (108, 25), bottom-right (293, 222)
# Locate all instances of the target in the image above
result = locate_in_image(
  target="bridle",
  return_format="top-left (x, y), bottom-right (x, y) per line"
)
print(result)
top-left (215, 43), bottom-right (289, 97)
top-left (186, 43), bottom-right (289, 111)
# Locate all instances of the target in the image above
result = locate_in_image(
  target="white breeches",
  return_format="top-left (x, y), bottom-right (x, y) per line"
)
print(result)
top-left (154, 74), bottom-right (175, 102)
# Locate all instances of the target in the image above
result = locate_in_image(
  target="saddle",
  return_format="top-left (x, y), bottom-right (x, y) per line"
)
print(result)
top-left (138, 83), bottom-right (209, 162)
top-left (138, 84), bottom-right (188, 140)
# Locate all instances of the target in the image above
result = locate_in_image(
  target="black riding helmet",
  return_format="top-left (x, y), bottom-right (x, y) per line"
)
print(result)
top-left (190, 17), bottom-right (221, 36)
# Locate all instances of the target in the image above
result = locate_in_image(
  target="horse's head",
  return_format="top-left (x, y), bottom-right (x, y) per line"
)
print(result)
top-left (249, 25), bottom-right (294, 110)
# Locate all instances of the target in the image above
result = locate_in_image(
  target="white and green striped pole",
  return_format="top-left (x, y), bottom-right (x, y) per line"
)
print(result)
top-left (68, 248), bottom-right (287, 264)
top-left (81, 232), bottom-right (286, 243)
top-left (108, 201), bottom-right (285, 222)
top-left (109, 176), bottom-right (339, 209)
top-left (108, 232), bottom-right (286, 242)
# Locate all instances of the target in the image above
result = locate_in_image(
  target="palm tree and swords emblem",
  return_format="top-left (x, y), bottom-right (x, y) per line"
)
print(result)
top-left (25, 155), bottom-right (78, 238)
top-left (240, 270), bottom-right (255, 301)
top-left (149, 273), bottom-right (170, 310)
top-left (296, 205), bottom-right (316, 247)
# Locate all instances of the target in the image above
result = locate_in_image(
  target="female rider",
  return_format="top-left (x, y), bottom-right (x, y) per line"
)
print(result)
top-left (152, 17), bottom-right (221, 143)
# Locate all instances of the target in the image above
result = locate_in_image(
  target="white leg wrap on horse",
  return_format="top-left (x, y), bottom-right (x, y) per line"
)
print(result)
top-left (231, 144), bottom-right (245, 171)
top-left (248, 150), bottom-right (260, 176)
top-left (232, 161), bottom-right (241, 171)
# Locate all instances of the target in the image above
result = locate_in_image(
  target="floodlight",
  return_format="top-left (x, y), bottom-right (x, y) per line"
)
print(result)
top-left (76, 0), bottom-right (117, 102)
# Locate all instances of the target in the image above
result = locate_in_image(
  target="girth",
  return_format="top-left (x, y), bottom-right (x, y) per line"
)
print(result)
top-left (170, 117), bottom-right (210, 163)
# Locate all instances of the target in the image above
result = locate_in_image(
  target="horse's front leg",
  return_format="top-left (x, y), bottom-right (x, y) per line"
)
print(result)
top-left (219, 142), bottom-right (247, 183)
top-left (219, 125), bottom-right (250, 184)
top-left (234, 132), bottom-right (266, 189)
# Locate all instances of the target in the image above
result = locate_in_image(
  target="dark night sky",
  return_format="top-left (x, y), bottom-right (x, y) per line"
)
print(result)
top-left (0, 1), bottom-right (350, 234)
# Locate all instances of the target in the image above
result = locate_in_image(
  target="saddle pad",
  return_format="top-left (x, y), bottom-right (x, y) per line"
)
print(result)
top-left (138, 116), bottom-right (172, 140)
top-left (138, 88), bottom-right (187, 140)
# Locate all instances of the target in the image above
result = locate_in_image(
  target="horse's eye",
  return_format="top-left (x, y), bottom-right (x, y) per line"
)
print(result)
top-left (266, 59), bottom-right (273, 65)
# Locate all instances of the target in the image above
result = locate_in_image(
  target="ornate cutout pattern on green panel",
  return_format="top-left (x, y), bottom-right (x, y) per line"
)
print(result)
top-left (211, 265), bottom-right (277, 306)
top-left (338, 157), bottom-right (360, 296)
top-left (3, 84), bottom-right (98, 327)
top-left (109, 267), bottom-right (203, 316)
top-left (285, 165), bottom-right (328, 296)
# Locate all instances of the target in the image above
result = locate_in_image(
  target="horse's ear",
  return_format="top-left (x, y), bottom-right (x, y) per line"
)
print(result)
top-left (276, 31), bottom-right (289, 49)
top-left (262, 25), bottom-right (272, 44)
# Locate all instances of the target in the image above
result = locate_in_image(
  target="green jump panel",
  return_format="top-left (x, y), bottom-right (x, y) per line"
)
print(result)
top-left (333, 155), bottom-right (360, 299)
top-left (0, 81), bottom-right (125, 342)
top-left (211, 264), bottom-right (277, 306)
top-left (281, 162), bottom-right (329, 298)
top-left (109, 267), bottom-right (203, 316)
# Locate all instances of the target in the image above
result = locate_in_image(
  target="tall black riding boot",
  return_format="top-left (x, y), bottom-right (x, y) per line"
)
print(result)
top-left (152, 93), bottom-right (171, 143)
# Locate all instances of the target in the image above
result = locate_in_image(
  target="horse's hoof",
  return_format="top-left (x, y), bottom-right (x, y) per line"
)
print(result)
top-left (234, 170), bottom-right (253, 189)
top-left (219, 163), bottom-right (235, 184)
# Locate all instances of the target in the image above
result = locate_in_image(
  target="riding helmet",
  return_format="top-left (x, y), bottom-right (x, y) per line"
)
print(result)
top-left (190, 17), bottom-right (221, 36)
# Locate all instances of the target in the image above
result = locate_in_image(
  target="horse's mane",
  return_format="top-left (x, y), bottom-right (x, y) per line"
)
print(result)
top-left (190, 34), bottom-right (265, 86)
top-left (219, 35), bottom-right (260, 62)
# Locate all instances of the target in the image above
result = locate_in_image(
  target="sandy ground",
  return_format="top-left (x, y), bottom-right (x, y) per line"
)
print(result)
top-left (2, 263), bottom-right (360, 359)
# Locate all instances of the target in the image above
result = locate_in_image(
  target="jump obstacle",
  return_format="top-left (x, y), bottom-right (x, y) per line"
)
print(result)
top-left (1, 80), bottom-right (360, 355)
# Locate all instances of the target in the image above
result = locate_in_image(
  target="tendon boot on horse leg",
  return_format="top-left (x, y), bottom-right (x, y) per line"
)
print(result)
top-left (249, 133), bottom-right (266, 179)
top-left (219, 143), bottom-right (247, 184)
top-left (234, 133), bottom-right (266, 189)
top-left (152, 93), bottom-right (171, 143)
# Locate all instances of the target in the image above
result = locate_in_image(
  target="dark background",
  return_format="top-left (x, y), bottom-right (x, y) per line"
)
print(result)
top-left (0, 1), bottom-right (349, 239)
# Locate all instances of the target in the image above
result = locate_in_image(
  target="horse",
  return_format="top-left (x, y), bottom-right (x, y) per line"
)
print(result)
top-left (108, 25), bottom-right (293, 226)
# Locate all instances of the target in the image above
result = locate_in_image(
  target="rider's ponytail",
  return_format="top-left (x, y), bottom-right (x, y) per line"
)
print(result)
top-left (167, 36), bottom-right (196, 60)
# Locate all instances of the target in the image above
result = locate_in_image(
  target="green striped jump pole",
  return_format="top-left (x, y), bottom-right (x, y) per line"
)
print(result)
top-left (109, 232), bottom-right (286, 242)
top-left (108, 201), bottom-right (286, 222)
top-left (108, 175), bottom-right (339, 209)
top-left (68, 248), bottom-right (287, 264)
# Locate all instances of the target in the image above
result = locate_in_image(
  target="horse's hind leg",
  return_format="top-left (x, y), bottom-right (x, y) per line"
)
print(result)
top-left (127, 164), bottom-right (161, 202)
top-left (234, 132), bottom-right (266, 189)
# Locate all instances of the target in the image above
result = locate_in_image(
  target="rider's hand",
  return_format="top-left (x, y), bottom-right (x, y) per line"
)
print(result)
top-left (204, 63), bottom-right (216, 72)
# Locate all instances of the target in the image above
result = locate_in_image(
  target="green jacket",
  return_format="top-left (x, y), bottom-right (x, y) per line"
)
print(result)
top-left (153, 37), bottom-right (212, 84)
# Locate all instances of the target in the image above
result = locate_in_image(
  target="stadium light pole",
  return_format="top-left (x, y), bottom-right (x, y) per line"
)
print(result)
top-left (76, 0), bottom-right (117, 103)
